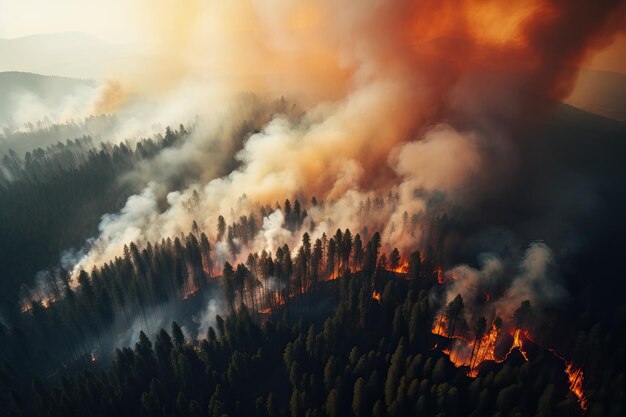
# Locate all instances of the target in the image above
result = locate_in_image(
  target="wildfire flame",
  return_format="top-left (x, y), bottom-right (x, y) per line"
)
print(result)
top-left (257, 289), bottom-right (286, 314)
top-left (506, 328), bottom-right (529, 361)
top-left (435, 267), bottom-right (444, 284)
top-left (20, 297), bottom-right (54, 313)
top-left (372, 290), bottom-right (381, 302)
top-left (565, 362), bottom-right (587, 412)
top-left (435, 309), bottom-right (587, 412)
top-left (432, 315), bottom-right (530, 378)
top-left (547, 348), bottom-right (588, 412)
top-left (389, 261), bottom-right (409, 274)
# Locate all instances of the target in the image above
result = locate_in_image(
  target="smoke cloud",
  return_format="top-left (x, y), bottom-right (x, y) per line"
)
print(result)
top-left (53, 0), bottom-right (624, 297)
top-left (440, 242), bottom-right (569, 328)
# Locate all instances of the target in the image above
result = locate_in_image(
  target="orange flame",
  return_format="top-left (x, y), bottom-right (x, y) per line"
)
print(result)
top-left (506, 328), bottom-right (529, 361)
top-left (565, 363), bottom-right (588, 412)
top-left (372, 290), bottom-right (382, 302)
top-left (436, 317), bottom-right (587, 411)
top-left (435, 267), bottom-right (444, 284)
top-left (388, 261), bottom-right (409, 274)
top-left (432, 315), bottom-right (450, 337)
top-left (257, 290), bottom-right (286, 314)
top-left (432, 317), bottom-right (530, 378)
top-left (20, 297), bottom-right (54, 313)
top-left (548, 348), bottom-right (588, 412)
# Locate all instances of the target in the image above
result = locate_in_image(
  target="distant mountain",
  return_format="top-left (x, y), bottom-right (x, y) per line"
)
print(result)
top-left (0, 71), bottom-right (96, 129)
top-left (0, 32), bottom-right (131, 79)
top-left (0, 71), bottom-right (94, 101)
top-left (565, 68), bottom-right (626, 121)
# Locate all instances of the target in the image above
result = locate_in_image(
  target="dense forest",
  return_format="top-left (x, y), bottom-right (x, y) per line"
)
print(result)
top-left (1, 100), bottom-right (625, 417)
top-left (0, 126), bottom-right (188, 319)
top-left (2, 0), bottom-right (626, 414)
top-left (2, 247), bottom-right (625, 416)
top-left (1, 190), bottom-right (625, 416)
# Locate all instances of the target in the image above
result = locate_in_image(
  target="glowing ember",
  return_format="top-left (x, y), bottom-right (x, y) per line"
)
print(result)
top-left (372, 290), bottom-right (381, 302)
top-left (20, 297), bottom-right (54, 313)
top-left (435, 267), bottom-right (444, 284)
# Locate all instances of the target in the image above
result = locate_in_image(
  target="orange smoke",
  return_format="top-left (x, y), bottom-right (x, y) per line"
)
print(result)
top-left (125, 0), bottom-right (626, 124)
top-left (68, 0), bottom-right (626, 296)
top-left (92, 80), bottom-right (127, 115)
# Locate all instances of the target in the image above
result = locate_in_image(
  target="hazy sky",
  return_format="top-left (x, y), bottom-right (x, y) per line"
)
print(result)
top-left (0, 0), bottom-right (145, 44)
top-left (0, 0), bottom-right (624, 74)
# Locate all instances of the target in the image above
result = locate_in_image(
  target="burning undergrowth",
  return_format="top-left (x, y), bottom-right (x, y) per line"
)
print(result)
top-left (429, 243), bottom-right (588, 411)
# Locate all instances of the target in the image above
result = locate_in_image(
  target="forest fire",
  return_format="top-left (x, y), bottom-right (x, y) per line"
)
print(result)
top-left (549, 348), bottom-right (588, 413)
top-left (565, 363), bottom-right (588, 412)
top-left (432, 311), bottom-right (531, 378)
top-left (507, 329), bottom-right (529, 361)
top-left (435, 267), bottom-right (444, 284)
top-left (435, 310), bottom-right (588, 412)
top-left (257, 289), bottom-right (286, 314)
top-left (1, 0), bottom-right (624, 414)
top-left (432, 315), bottom-right (450, 337)
top-left (20, 297), bottom-right (53, 313)
top-left (389, 261), bottom-right (409, 274)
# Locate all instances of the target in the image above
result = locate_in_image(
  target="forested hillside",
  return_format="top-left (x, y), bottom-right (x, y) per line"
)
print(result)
top-left (2, 197), bottom-right (625, 416)
top-left (2, 1), bottom-right (626, 416)
top-left (2, 251), bottom-right (624, 417)
top-left (0, 126), bottom-right (188, 318)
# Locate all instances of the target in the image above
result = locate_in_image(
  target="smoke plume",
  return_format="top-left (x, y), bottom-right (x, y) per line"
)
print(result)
top-left (55, 0), bottom-right (624, 323)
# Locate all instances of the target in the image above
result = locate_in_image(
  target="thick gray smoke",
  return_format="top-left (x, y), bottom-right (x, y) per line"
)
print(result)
top-left (439, 242), bottom-right (569, 328)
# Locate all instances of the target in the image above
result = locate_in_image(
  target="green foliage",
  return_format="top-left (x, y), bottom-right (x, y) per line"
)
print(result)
top-left (0, 127), bottom-right (188, 317)
top-left (1, 211), bottom-right (623, 417)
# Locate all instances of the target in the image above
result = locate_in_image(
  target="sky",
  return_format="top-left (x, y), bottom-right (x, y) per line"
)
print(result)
top-left (0, 0), bottom-right (624, 74)
top-left (0, 0), bottom-right (145, 44)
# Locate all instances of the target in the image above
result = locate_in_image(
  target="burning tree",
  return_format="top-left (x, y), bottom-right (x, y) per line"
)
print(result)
top-left (389, 248), bottom-right (401, 271)
top-left (469, 316), bottom-right (487, 371)
top-left (444, 294), bottom-right (468, 338)
top-left (407, 250), bottom-right (421, 280)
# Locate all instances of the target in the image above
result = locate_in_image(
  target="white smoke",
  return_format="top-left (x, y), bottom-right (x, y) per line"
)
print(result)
top-left (196, 298), bottom-right (224, 340)
top-left (440, 242), bottom-right (569, 325)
